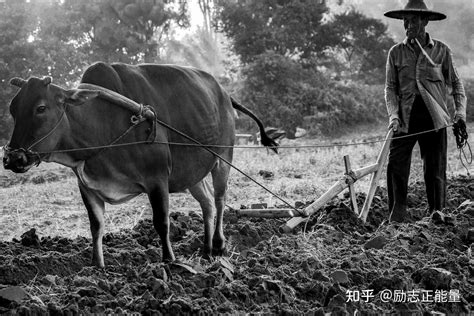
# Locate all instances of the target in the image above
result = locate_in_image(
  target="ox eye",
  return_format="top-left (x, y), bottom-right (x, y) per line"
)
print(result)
top-left (36, 105), bottom-right (46, 114)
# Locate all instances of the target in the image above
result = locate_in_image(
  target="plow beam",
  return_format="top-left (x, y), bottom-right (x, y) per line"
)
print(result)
top-left (237, 208), bottom-right (296, 218)
top-left (280, 163), bottom-right (379, 233)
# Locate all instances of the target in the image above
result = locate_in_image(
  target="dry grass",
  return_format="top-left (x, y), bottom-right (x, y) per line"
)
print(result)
top-left (1, 123), bottom-right (472, 241)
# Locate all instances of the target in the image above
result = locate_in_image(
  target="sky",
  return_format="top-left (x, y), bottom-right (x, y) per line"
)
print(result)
top-left (188, 0), bottom-right (204, 29)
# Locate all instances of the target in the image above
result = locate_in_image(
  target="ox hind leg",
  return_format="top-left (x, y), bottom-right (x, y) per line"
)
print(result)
top-left (189, 177), bottom-right (216, 257)
top-left (210, 158), bottom-right (231, 255)
top-left (148, 182), bottom-right (175, 262)
top-left (79, 183), bottom-right (106, 268)
top-left (189, 155), bottom-right (232, 257)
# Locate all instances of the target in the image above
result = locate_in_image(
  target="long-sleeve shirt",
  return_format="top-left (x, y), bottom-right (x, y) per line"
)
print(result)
top-left (385, 33), bottom-right (466, 134)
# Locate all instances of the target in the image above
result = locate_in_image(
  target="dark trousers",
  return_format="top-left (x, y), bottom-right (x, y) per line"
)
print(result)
top-left (387, 96), bottom-right (447, 220)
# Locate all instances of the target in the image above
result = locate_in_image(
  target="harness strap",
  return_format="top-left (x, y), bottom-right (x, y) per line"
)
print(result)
top-left (144, 105), bottom-right (158, 143)
top-left (27, 104), bottom-right (68, 151)
top-left (414, 38), bottom-right (437, 66)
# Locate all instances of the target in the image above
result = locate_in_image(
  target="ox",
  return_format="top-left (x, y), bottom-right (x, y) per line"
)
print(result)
top-left (3, 62), bottom-right (277, 267)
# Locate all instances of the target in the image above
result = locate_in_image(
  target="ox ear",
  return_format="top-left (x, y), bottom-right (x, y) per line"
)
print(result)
top-left (42, 77), bottom-right (52, 85)
top-left (62, 89), bottom-right (100, 106)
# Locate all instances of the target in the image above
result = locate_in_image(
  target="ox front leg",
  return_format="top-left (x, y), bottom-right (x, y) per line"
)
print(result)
top-left (189, 178), bottom-right (215, 258)
top-left (148, 184), bottom-right (175, 262)
top-left (79, 183), bottom-right (106, 268)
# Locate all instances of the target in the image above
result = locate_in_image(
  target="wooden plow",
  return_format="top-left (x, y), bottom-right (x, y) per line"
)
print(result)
top-left (236, 129), bottom-right (394, 232)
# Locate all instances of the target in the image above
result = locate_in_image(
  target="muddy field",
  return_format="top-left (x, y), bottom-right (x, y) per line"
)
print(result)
top-left (0, 173), bottom-right (472, 315)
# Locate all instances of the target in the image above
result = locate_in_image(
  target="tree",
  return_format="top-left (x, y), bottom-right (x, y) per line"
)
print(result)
top-left (198, 0), bottom-right (215, 40)
top-left (214, 0), bottom-right (394, 135)
top-left (324, 10), bottom-right (395, 83)
top-left (0, 0), bottom-right (192, 141)
top-left (48, 0), bottom-right (190, 64)
top-left (0, 1), bottom-right (46, 141)
top-left (215, 0), bottom-right (330, 64)
top-left (239, 51), bottom-right (319, 137)
top-left (163, 29), bottom-right (226, 77)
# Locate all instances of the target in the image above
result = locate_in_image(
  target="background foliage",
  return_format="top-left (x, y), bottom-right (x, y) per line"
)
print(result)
top-left (0, 0), bottom-right (472, 142)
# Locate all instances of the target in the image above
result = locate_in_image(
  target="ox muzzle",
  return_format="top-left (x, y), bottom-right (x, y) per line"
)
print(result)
top-left (3, 146), bottom-right (41, 173)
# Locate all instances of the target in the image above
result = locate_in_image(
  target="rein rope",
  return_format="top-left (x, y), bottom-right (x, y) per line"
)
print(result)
top-left (31, 123), bottom-right (470, 151)
top-left (27, 105), bottom-right (69, 152)
top-left (453, 120), bottom-right (472, 175)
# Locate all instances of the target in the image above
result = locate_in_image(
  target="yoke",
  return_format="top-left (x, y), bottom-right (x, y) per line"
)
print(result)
top-left (77, 83), bottom-right (158, 144)
top-left (78, 83), bottom-right (157, 123)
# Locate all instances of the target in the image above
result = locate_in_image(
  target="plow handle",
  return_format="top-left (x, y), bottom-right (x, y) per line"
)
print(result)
top-left (358, 129), bottom-right (393, 223)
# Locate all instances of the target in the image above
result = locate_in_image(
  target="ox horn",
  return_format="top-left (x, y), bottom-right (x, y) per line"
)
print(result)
top-left (9, 77), bottom-right (27, 88)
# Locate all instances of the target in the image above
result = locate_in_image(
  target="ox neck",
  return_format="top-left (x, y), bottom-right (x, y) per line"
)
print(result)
top-left (49, 93), bottom-right (154, 169)
top-left (47, 99), bottom-right (116, 167)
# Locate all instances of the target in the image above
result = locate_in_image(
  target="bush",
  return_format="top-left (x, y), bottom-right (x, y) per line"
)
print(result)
top-left (306, 81), bottom-right (386, 135)
top-left (462, 78), bottom-right (474, 121)
top-left (234, 51), bottom-right (386, 137)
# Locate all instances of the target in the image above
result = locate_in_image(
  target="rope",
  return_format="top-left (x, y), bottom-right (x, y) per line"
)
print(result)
top-left (414, 38), bottom-right (437, 67)
top-left (148, 117), bottom-right (303, 215)
top-left (453, 120), bottom-right (473, 175)
top-left (31, 124), bottom-right (469, 153)
top-left (458, 143), bottom-right (472, 175)
top-left (27, 105), bottom-right (68, 151)
top-left (6, 115), bottom-right (470, 215)
top-left (87, 119), bottom-right (145, 159)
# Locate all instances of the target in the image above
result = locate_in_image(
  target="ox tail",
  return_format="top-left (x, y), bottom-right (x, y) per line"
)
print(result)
top-left (231, 97), bottom-right (279, 154)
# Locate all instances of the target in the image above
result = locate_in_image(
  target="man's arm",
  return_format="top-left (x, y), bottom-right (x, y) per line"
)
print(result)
top-left (385, 47), bottom-right (400, 130)
top-left (444, 47), bottom-right (467, 122)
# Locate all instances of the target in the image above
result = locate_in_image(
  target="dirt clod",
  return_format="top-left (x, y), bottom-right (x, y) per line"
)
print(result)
top-left (412, 267), bottom-right (452, 290)
top-left (364, 235), bottom-right (389, 250)
top-left (329, 270), bottom-right (349, 284)
top-left (20, 228), bottom-right (41, 248)
top-left (0, 286), bottom-right (28, 307)
top-left (0, 176), bottom-right (472, 314)
top-left (431, 210), bottom-right (446, 224)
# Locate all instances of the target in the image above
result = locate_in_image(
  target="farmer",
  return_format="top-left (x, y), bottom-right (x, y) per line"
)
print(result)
top-left (383, 0), bottom-right (467, 222)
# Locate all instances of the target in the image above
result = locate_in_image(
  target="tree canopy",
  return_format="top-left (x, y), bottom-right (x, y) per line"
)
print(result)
top-left (324, 10), bottom-right (395, 82)
top-left (216, 0), bottom-right (330, 64)
top-left (0, 0), bottom-right (190, 141)
top-left (216, 0), bottom-right (396, 135)
top-left (0, 0), bottom-right (426, 141)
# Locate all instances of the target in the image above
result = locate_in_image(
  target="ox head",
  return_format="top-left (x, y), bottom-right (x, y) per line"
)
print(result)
top-left (4, 76), bottom-right (99, 173)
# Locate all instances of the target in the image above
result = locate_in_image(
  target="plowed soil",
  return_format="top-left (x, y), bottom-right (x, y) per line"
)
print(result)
top-left (0, 176), bottom-right (473, 315)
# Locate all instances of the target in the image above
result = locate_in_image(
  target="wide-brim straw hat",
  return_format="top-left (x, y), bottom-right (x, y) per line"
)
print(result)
top-left (384, 0), bottom-right (446, 21)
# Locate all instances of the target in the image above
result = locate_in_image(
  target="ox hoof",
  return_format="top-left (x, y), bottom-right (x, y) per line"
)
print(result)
top-left (91, 262), bottom-right (105, 270)
top-left (201, 246), bottom-right (212, 260)
top-left (211, 246), bottom-right (227, 257)
top-left (91, 258), bottom-right (105, 269)
top-left (212, 237), bottom-right (226, 256)
top-left (163, 257), bottom-right (175, 264)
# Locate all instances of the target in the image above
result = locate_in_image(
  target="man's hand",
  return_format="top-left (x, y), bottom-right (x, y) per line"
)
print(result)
top-left (453, 118), bottom-right (468, 148)
top-left (389, 118), bottom-right (400, 132)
